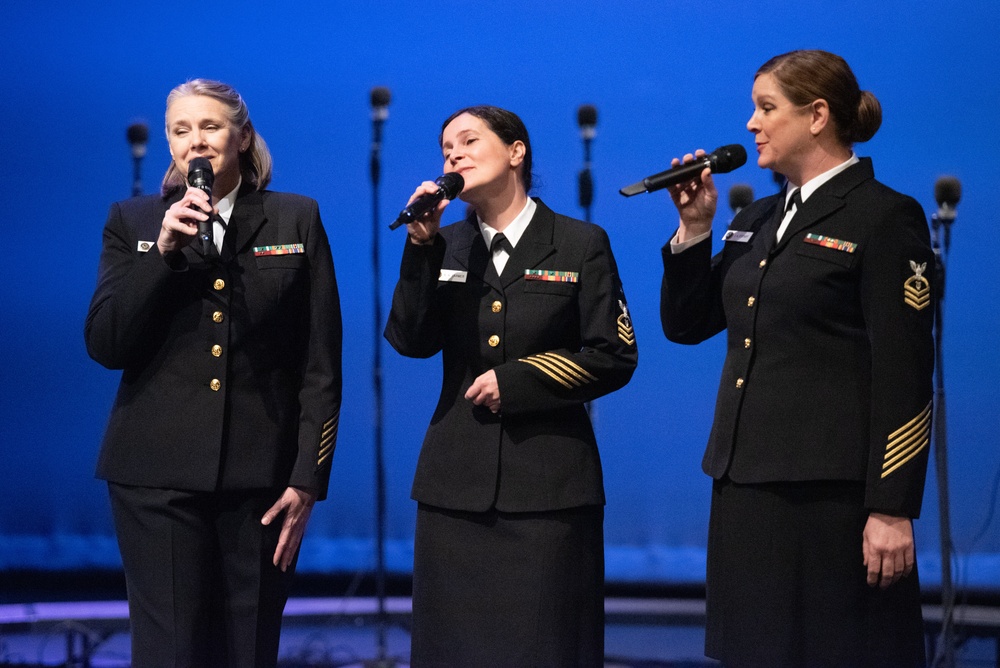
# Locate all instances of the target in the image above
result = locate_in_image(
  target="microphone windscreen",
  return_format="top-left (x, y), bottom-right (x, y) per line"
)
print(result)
top-left (370, 86), bottom-right (392, 109)
top-left (577, 104), bottom-right (598, 128)
top-left (711, 144), bottom-right (748, 174)
top-left (436, 172), bottom-right (464, 200)
top-left (729, 184), bottom-right (754, 212)
top-left (934, 176), bottom-right (961, 207)
top-left (127, 123), bottom-right (149, 145)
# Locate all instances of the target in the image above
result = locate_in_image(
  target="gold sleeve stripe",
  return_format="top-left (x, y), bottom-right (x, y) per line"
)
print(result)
top-left (535, 352), bottom-right (598, 381)
top-left (881, 402), bottom-right (931, 478)
top-left (317, 415), bottom-right (340, 468)
top-left (518, 351), bottom-right (598, 388)
top-left (520, 358), bottom-right (574, 388)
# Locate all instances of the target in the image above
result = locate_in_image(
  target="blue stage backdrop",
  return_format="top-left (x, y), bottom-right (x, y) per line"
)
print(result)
top-left (1, 1), bottom-right (997, 590)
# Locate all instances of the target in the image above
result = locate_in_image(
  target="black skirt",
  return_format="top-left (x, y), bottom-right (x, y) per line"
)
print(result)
top-left (705, 478), bottom-right (926, 668)
top-left (410, 503), bottom-right (604, 667)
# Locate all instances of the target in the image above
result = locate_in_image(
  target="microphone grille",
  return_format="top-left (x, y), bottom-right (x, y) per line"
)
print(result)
top-left (370, 86), bottom-right (391, 109)
top-left (577, 104), bottom-right (598, 128)
top-left (436, 172), bottom-right (465, 200)
top-left (126, 122), bottom-right (149, 145)
top-left (728, 184), bottom-right (754, 212)
top-left (711, 144), bottom-right (748, 174)
top-left (934, 176), bottom-right (961, 207)
top-left (188, 157), bottom-right (214, 188)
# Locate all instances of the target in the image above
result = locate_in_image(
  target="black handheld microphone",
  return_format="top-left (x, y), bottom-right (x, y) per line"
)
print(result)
top-left (389, 173), bottom-right (465, 230)
top-left (620, 144), bottom-right (748, 197)
top-left (187, 157), bottom-right (215, 254)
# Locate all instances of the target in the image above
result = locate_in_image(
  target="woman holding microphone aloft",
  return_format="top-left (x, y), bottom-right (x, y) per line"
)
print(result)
top-left (660, 50), bottom-right (934, 666)
top-left (385, 105), bottom-right (637, 666)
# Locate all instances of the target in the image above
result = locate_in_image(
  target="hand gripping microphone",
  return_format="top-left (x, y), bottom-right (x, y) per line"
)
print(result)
top-left (187, 157), bottom-right (215, 254)
top-left (620, 144), bottom-right (747, 197)
top-left (389, 173), bottom-right (465, 230)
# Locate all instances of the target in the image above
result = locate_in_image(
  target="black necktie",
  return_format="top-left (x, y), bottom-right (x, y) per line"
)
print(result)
top-left (491, 232), bottom-right (512, 255)
top-left (786, 189), bottom-right (802, 215)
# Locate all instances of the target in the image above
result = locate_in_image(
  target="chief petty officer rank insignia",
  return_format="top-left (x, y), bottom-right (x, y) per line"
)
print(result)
top-left (904, 261), bottom-right (930, 311)
top-left (617, 298), bottom-right (635, 346)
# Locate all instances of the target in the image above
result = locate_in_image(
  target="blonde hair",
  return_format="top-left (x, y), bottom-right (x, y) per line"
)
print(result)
top-left (161, 79), bottom-right (272, 196)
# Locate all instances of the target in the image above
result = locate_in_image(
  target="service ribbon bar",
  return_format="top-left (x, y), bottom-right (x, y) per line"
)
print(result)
top-left (524, 269), bottom-right (579, 283)
top-left (254, 243), bottom-right (305, 256)
top-left (803, 234), bottom-right (857, 254)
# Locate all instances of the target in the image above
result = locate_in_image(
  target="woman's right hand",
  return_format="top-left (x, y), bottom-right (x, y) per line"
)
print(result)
top-left (157, 186), bottom-right (215, 255)
top-left (406, 180), bottom-right (452, 245)
top-left (668, 150), bottom-right (718, 243)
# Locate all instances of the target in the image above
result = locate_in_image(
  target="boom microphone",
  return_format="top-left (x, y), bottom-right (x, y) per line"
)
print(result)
top-left (389, 173), bottom-right (464, 230)
top-left (620, 144), bottom-right (747, 197)
top-left (187, 157), bottom-right (215, 254)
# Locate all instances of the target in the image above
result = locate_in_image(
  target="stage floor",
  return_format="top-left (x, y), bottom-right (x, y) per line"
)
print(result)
top-left (1, 597), bottom-right (998, 667)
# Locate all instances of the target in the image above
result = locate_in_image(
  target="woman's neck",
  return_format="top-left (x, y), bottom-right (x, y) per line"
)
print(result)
top-left (471, 185), bottom-right (528, 232)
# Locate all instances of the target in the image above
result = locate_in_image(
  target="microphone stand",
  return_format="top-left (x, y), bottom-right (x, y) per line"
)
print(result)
top-left (126, 122), bottom-right (148, 198)
top-left (367, 92), bottom-right (400, 668)
top-left (929, 206), bottom-right (956, 668)
top-left (131, 153), bottom-right (144, 197)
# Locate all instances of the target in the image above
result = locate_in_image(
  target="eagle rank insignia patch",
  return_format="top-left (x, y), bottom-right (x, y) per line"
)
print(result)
top-left (904, 261), bottom-right (930, 311)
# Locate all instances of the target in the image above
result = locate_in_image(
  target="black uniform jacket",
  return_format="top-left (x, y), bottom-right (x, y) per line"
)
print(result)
top-left (385, 199), bottom-right (638, 513)
top-left (661, 159), bottom-right (934, 517)
top-left (85, 185), bottom-right (342, 499)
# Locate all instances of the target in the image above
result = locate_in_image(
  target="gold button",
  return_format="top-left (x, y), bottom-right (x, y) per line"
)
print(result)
top-left (213, 279), bottom-right (226, 291)
top-left (211, 345), bottom-right (223, 357)
top-left (759, 259), bottom-right (767, 268)
top-left (747, 296), bottom-right (755, 307)
top-left (212, 311), bottom-right (224, 323)
top-left (736, 378), bottom-right (744, 388)
top-left (744, 338), bottom-right (751, 349)
top-left (210, 379), bottom-right (221, 391)
top-left (491, 300), bottom-right (502, 313)
top-left (488, 335), bottom-right (500, 347)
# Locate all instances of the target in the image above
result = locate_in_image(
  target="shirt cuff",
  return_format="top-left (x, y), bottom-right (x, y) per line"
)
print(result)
top-left (670, 229), bottom-right (712, 254)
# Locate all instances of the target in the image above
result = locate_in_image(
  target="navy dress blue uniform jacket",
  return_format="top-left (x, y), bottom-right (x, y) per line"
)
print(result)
top-left (85, 184), bottom-right (342, 498)
top-left (385, 199), bottom-right (638, 513)
top-left (661, 158), bottom-right (934, 517)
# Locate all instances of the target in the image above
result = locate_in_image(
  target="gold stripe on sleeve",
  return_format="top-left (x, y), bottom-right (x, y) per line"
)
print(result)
top-left (881, 402), bottom-right (931, 478)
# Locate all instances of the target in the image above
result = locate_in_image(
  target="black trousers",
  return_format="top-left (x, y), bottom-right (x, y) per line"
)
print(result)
top-left (108, 483), bottom-right (295, 668)
top-left (705, 478), bottom-right (926, 668)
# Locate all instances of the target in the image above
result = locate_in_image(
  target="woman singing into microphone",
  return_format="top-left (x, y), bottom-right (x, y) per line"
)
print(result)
top-left (85, 79), bottom-right (342, 667)
top-left (660, 51), bottom-right (934, 666)
top-left (385, 105), bottom-right (637, 666)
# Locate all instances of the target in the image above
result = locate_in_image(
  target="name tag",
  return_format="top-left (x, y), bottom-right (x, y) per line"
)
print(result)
top-left (438, 269), bottom-right (468, 283)
top-left (137, 241), bottom-right (155, 253)
top-left (722, 230), bottom-right (753, 243)
top-left (254, 243), bottom-right (305, 256)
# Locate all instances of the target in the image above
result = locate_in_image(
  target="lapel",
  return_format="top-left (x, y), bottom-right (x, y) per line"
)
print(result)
top-left (221, 184), bottom-right (267, 261)
top-left (499, 198), bottom-right (557, 288)
top-left (773, 158), bottom-right (874, 254)
top-left (447, 213), bottom-right (496, 290)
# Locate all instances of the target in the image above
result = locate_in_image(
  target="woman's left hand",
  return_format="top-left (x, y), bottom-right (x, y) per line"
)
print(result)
top-left (262, 486), bottom-right (317, 572)
top-left (862, 512), bottom-right (915, 588)
top-left (465, 370), bottom-right (501, 414)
